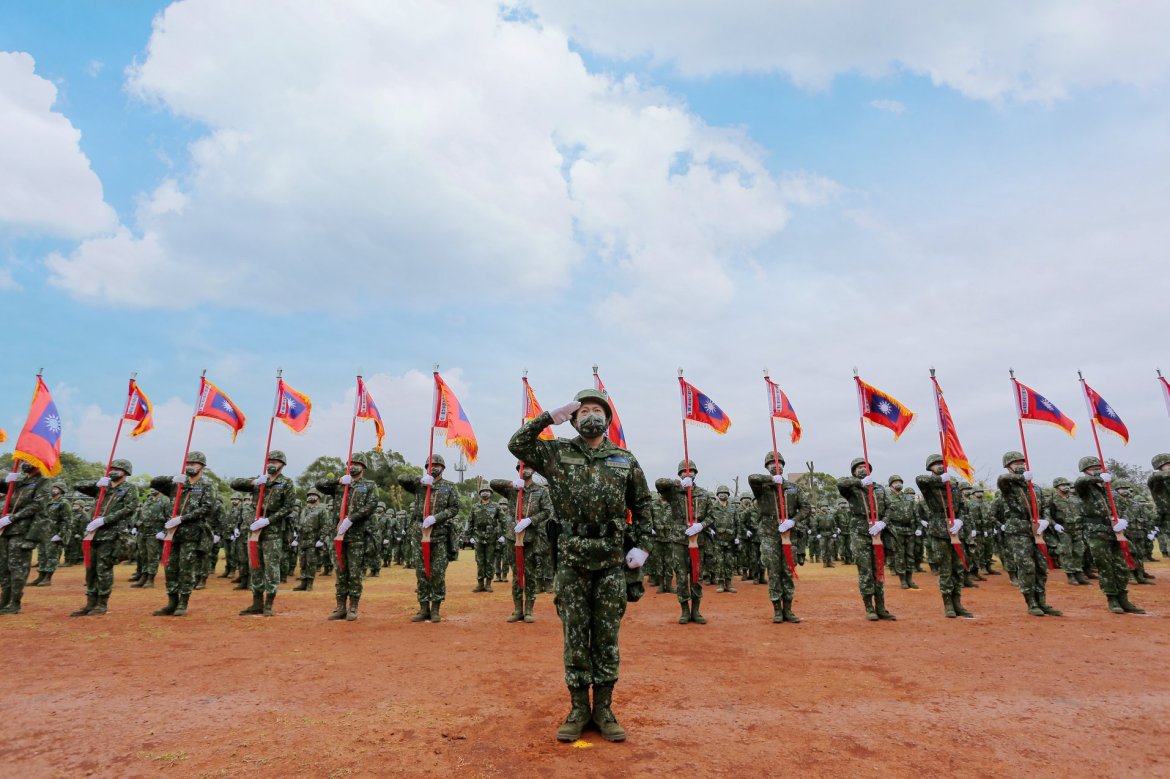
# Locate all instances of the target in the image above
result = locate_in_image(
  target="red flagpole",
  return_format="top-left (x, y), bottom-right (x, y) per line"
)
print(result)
top-left (162, 370), bottom-right (205, 567)
top-left (334, 375), bottom-right (361, 573)
top-left (1078, 371), bottom-right (1136, 570)
top-left (677, 369), bottom-right (701, 586)
top-left (514, 372), bottom-right (531, 591)
top-left (1008, 370), bottom-right (1055, 570)
top-left (421, 366), bottom-right (440, 579)
top-left (929, 369), bottom-right (968, 571)
top-left (852, 371), bottom-right (886, 584)
top-left (763, 370), bottom-right (797, 579)
top-left (248, 370), bottom-right (282, 570)
top-left (84, 373), bottom-right (137, 567)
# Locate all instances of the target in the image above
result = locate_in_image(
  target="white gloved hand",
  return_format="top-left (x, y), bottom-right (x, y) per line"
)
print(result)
top-left (940, 473), bottom-right (951, 482)
top-left (778, 519), bottom-right (795, 533)
top-left (51, 534), bottom-right (62, 542)
top-left (172, 474), bottom-right (186, 484)
top-left (1036, 519), bottom-right (1050, 534)
top-left (684, 522), bottom-right (704, 536)
top-left (315, 540), bottom-right (324, 548)
top-left (914, 529), bottom-right (922, 537)
top-left (3, 472), bottom-right (18, 483)
top-left (1112, 518), bottom-right (1128, 532)
top-left (86, 517), bottom-right (106, 533)
top-left (339, 474), bottom-right (353, 485)
top-left (772, 474), bottom-right (784, 485)
top-left (253, 474), bottom-right (268, 486)
top-left (625, 547), bottom-right (649, 569)
top-left (231, 529), bottom-right (240, 541)
top-left (515, 517), bottom-right (532, 533)
top-left (860, 475), bottom-right (875, 487)
top-left (1100, 472), bottom-right (1113, 483)
top-left (469, 537), bottom-right (476, 545)
top-left (708, 528), bottom-right (715, 537)
top-left (250, 517), bottom-right (270, 532)
top-left (650, 528), bottom-right (656, 536)
top-left (422, 515), bottom-right (437, 529)
top-left (1023, 470), bottom-right (1033, 482)
top-left (511, 478), bottom-right (525, 490)
top-left (1054, 523), bottom-right (1064, 534)
top-left (422, 474), bottom-right (439, 487)
top-left (213, 534), bottom-right (221, 544)
top-left (816, 534), bottom-right (822, 539)
top-left (156, 531), bottom-right (166, 540)
top-left (338, 517), bottom-right (353, 534)
top-left (680, 477), bottom-right (694, 490)
top-left (291, 539), bottom-right (297, 547)
top-left (96, 476), bottom-right (111, 488)
top-left (164, 517), bottom-right (182, 529)
top-left (1149, 531), bottom-right (1158, 541)
top-left (734, 538), bottom-right (741, 545)
top-left (746, 530), bottom-right (752, 538)
top-left (497, 536), bottom-right (506, 544)
top-left (1000, 524), bottom-right (1007, 532)
top-left (921, 520), bottom-right (929, 528)
top-left (970, 530), bottom-right (977, 539)
top-left (949, 518), bottom-right (963, 535)
top-left (868, 520), bottom-right (886, 536)
top-left (549, 400), bottom-right (582, 425)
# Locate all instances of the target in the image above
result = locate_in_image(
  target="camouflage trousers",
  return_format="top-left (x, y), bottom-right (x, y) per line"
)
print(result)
top-left (164, 537), bottom-right (206, 596)
top-left (929, 537), bottom-right (964, 596)
top-left (975, 531), bottom-right (996, 570)
top-left (250, 531), bottom-right (284, 596)
top-left (818, 534), bottom-right (837, 565)
top-left (712, 542), bottom-right (736, 582)
top-left (511, 543), bottom-right (537, 607)
top-left (850, 534), bottom-right (886, 597)
top-left (554, 564), bottom-right (626, 688)
top-left (747, 541), bottom-right (761, 578)
top-left (413, 537), bottom-right (449, 604)
top-left (84, 539), bottom-right (118, 597)
top-left (1004, 534), bottom-right (1047, 596)
top-left (363, 537), bottom-right (383, 574)
top-left (1086, 536), bottom-right (1130, 597)
top-left (760, 537), bottom-right (796, 602)
top-left (889, 531), bottom-right (915, 574)
top-left (36, 538), bottom-right (61, 573)
top-left (203, 541), bottom-right (221, 577)
top-left (653, 539), bottom-right (673, 583)
top-left (495, 541), bottom-right (511, 578)
top-left (474, 541), bottom-right (496, 582)
top-left (234, 535), bottom-right (251, 581)
top-left (533, 532), bottom-right (553, 584)
top-left (297, 544), bottom-right (320, 581)
top-left (3, 537), bottom-right (34, 601)
top-left (138, 530), bottom-right (162, 576)
top-left (671, 544), bottom-right (704, 604)
top-left (1058, 530), bottom-right (1086, 575)
top-left (335, 535), bottom-right (367, 599)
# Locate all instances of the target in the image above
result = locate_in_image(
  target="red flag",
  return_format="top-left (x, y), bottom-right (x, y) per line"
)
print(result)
top-left (125, 380), bottom-right (154, 438)
top-left (523, 378), bottom-right (554, 441)
top-left (195, 377), bottom-right (247, 441)
top-left (0, 429), bottom-right (6, 444)
top-left (433, 374), bottom-right (478, 463)
top-left (1160, 374), bottom-right (1170, 418)
top-left (1014, 380), bottom-right (1076, 437)
top-left (12, 377), bottom-right (62, 476)
top-left (766, 377), bottom-right (802, 444)
top-left (355, 377), bottom-right (385, 450)
top-left (680, 379), bottom-right (732, 434)
top-left (856, 378), bottom-right (915, 439)
top-left (274, 379), bottom-right (312, 433)
top-left (1082, 381), bottom-right (1129, 444)
top-left (932, 378), bottom-right (975, 483)
top-left (593, 370), bottom-right (627, 448)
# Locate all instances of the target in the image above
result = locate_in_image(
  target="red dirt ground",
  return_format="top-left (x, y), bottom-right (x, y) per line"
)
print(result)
top-left (2, 555), bottom-right (1168, 778)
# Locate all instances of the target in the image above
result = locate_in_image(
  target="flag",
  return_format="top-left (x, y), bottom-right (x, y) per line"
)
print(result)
top-left (855, 377), bottom-right (915, 439)
top-left (932, 378), bottom-right (975, 483)
top-left (12, 376), bottom-right (62, 476)
top-left (593, 371), bottom-right (627, 448)
top-left (1014, 380), bottom-right (1076, 437)
top-left (195, 377), bottom-right (247, 441)
top-left (355, 377), bottom-right (385, 450)
top-left (0, 429), bottom-right (6, 444)
top-left (274, 379), bottom-right (312, 433)
top-left (766, 376), bottom-right (802, 444)
top-left (1160, 374), bottom-right (1170, 418)
top-left (523, 379), bottom-right (554, 441)
top-left (433, 373), bottom-right (478, 464)
top-left (1083, 381), bottom-right (1129, 444)
top-left (125, 380), bottom-right (154, 437)
top-left (680, 379), bottom-right (732, 434)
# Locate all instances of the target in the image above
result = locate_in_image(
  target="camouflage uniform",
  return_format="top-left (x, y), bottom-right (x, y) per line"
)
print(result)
top-left (30, 483), bottom-right (69, 583)
top-left (969, 489), bottom-right (998, 575)
top-left (468, 489), bottom-right (505, 591)
top-left (73, 473), bottom-right (140, 609)
top-left (738, 496), bottom-right (761, 582)
top-left (1048, 478), bottom-right (1088, 584)
top-left (400, 464), bottom-right (461, 621)
top-left (316, 464), bottom-right (379, 618)
top-left (231, 461), bottom-right (297, 612)
top-left (1074, 458), bottom-right (1143, 613)
top-left (0, 468), bottom-right (52, 614)
top-left (838, 458), bottom-right (894, 620)
top-left (1148, 455), bottom-right (1170, 559)
top-left (293, 492), bottom-right (330, 590)
top-left (647, 496), bottom-right (672, 589)
top-left (884, 477), bottom-right (919, 588)
top-left (136, 490), bottom-right (168, 583)
top-left (708, 488), bottom-right (741, 592)
top-left (150, 461), bottom-right (218, 616)
top-left (364, 505), bottom-right (387, 577)
top-left (815, 502), bottom-right (839, 567)
top-left (656, 462), bottom-right (713, 624)
top-left (493, 498), bottom-right (511, 581)
top-left (1115, 483), bottom-right (1154, 583)
top-left (917, 455), bottom-right (972, 618)
top-left (997, 454), bottom-right (1060, 616)
top-left (748, 454), bottom-right (810, 623)
top-left (492, 474), bottom-right (554, 621)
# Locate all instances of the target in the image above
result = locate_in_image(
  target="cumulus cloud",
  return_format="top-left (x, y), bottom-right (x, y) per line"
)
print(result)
top-left (868, 99), bottom-right (906, 115)
top-left (0, 52), bottom-right (116, 238)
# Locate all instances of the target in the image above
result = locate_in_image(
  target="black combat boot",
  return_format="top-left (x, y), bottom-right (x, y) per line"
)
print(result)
top-left (130, 574), bottom-right (148, 588)
top-left (1025, 592), bottom-right (1045, 617)
top-left (89, 594), bottom-right (109, 616)
top-left (240, 591), bottom-right (264, 615)
top-left (952, 591), bottom-right (974, 618)
top-left (428, 601), bottom-right (440, 623)
top-left (942, 593), bottom-right (957, 618)
top-left (874, 590), bottom-right (895, 620)
top-left (472, 579), bottom-right (486, 593)
top-left (328, 596), bottom-right (348, 620)
top-left (590, 684), bottom-right (626, 742)
top-left (772, 599), bottom-right (784, 623)
top-left (678, 601), bottom-right (690, 624)
top-left (262, 592), bottom-right (276, 617)
top-left (863, 594), bottom-right (878, 621)
top-left (71, 593), bottom-right (98, 617)
top-left (724, 578), bottom-right (737, 593)
top-left (153, 593), bottom-right (179, 616)
top-left (28, 571), bottom-right (46, 586)
top-left (173, 593), bottom-right (190, 616)
top-left (781, 596), bottom-right (801, 623)
top-left (142, 574), bottom-right (155, 588)
top-left (557, 687), bottom-right (591, 743)
top-left (484, 579), bottom-right (493, 593)
top-left (1118, 594), bottom-right (1146, 614)
top-left (127, 571), bottom-right (142, 583)
top-left (523, 599), bottom-right (535, 623)
top-left (1067, 572), bottom-right (1080, 585)
top-left (293, 578), bottom-right (310, 591)
top-left (689, 599), bottom-right (706, 624)
top-left (1106, 595), bottom-right (1125, 613)
top-left (347, 596), bottom-right (360, 621)
top-left (1038, 592), bottom-right (1062, 617)
top-left (507, 599), bottom-right (523, 623)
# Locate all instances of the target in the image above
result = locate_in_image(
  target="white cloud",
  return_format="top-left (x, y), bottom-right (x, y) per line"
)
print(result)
top-left (524, 1), bottom-right (1170, 103)
top-left (86, 59), bottom-right (104, 77)
top-left (0, 266), bottom-right (17, 290)
top-left (868, 99), bottom-right (906, 115)
top-left (0, 52), bottom-right (117, 238)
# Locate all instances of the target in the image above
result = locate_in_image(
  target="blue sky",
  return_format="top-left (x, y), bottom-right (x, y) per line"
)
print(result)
top-left (2, 1), bottom-right (1168, 487)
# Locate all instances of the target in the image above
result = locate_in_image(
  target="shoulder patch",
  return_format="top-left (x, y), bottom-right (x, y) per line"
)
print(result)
top-left (785, 488), bottom-right (798, 494)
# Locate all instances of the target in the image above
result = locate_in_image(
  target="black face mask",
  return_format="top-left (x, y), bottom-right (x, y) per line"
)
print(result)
top-left (266, 464), bottom-right (280, 475)
top-left (21, 464), bottom-right (36, 475)
top-left (185, 466), bottom-right (200, 477)
top-left (108, 471), bottom-right (124, 483)
top-left (349, 466), bottom-right (363, 477)
top-left (307, 498), bottom-right (318, 505)
top-left (429, 467), bottom-right (444, 478)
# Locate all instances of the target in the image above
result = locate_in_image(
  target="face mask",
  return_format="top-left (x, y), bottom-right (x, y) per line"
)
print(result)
top-left (307, 498), bottom-right (318, 505)
top-left (109, 471), bottom-right (124, 482)
top-left (349, 466), bottom-right (363, 476)
top-left (577, 413), bottom-right (607, 437)
top-left (21, 464), bottom-right (35, 475)
top-left (429, 466), bottom-right (443, 478)
top-left (891, 484), bottom-right (902, 492)
top-left (1011, 465), bottom-right (1025, 475)
top-left (266, 463), bottom-right (280, 475)
top-left (185, 466), bottom-right (200, 477)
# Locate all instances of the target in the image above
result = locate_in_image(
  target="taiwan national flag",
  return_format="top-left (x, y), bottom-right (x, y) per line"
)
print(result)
top-left (522, 378), bottom-right (554, 441)
top-left (434, 373), bottom-right (478, 463)
top-left (1014, 380), bottom-right (1076, 437)
top-left (680, 378), bottom-right (732, 434)
top-left (13, 376), bottom-right (62, 476)
top-left (275, 379), bottom-right (312, 433)
top-left (593, 371), bottom-right (627, 448)
top-left (1083, 381), bottom-right (1129, 444)
top-left (125, 380), bottom-right (155, 438)
top-left (766, 376), bottom-right (802, 444)
top-left (355, 377), bottom-right (385, 450)
top-left (855, 377), bottom-right (915, 440)
top-left (196, 377), bottom-right (247, 441)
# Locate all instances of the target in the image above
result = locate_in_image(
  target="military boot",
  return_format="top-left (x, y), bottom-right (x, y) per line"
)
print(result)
top-left (781, 596), bottom-right (801, 623)
top-left (972, 570), bottom-right (987, 582)
top-left (1038, 593), bottom-right (1062, 617)
top-left (263, 592), bottom-right (276, 617)
top-left (943, 593), bottom-right (957, 618)
top-left (41, 571), bottom-right (55, 586)
top-left (689, 599), bottom-right (706, 625)
top-left (1075, 572), bottom-right (1091, 585)
top-left (906, 572), bottom-right (920, 590)
top-left (1118, 595), bottom-right (1146, 614)
top-left (863, 594), bottom-right (879, 621)
top-left (89, 594), bottom-right (109, 616)
top-left (507, 600), bottom-right (523, 623)
top-left (724, 579), bottom-right (737, 593)
top-left (484, 579), bottom-right (493, 592)
top-left (304, 579), bottom-right (313, 591)
top-left (240, 591), bottom-right (264, 615)
top-left (590, 684), bottom-right (626, 742)
top-left (173, 593), bottom-right (190, 616)
top-left (130, 574), bottom-right (148, 588)
top-left (1025, 592), bottom-right (1045, 617)
top-left (142, 574), bottom-right (156, 588)
top-left (230, 574), bottom-right (243, 584)
top-left (194, 576), bottom-right (206, 590)
top-left (523, 599), bottom-right (535, 623)
top-left (346, 596), bottom-right (360, 621)
top-left (0, 591), bottom-right (23, 615)
top-left (153, 593), bottom-right (179, 616)
top-left (716, 581), bottom-right (726, 593)
top-left (472, 579), bottom-right (486, 593)
top-left (232, 578), bottom-right (249, 590)
top-left (28, 571), bottom-right (47, 586)
top-left (952, 591), bottom-right (974, 618)
top-left (328, 596), bottom-right (348, 620)
top-left (293, 578), bottom-right (310, 591)
top-left (757, 571), bottom-right (767, 585)
top-left (407, 601), bottom-right (428, 622)
top-left (985, 566), bottom-right (1001, 575)
top-left (556, 687), bottom-right (592, 742)
top-left (900, 572), bottom-right (910, 589)
top-left (1067, 572), bottom-right (1080, 585)
top-left (771, 599), bottom-right (784, 623)
top-left (427, 601), bottom-right (439, 623)
top-left (71, 593), bottom-right (98, 617)
top-left (127, 571), bottom-right (142, 583)
top-left (874, 591), bottom-right (895, 620)
top-left (0, 587), bottom-right (10, 611)
top-left (678, 601), bottom-right (690, 624)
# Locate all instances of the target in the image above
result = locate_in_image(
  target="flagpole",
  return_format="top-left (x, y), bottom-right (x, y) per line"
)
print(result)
top-left (929, 369), bottom-right (968, 571)
top-left (162, 370), bottom-right (206, 567)
top-left (852, 370), bottom-right (886, 584)
top-left (335, 374), bottom-right (362, 572)
top-left (1078, 370), bottom-right (1136, 570)
top-left (1, 373), bottom-right (45, 533)
top-left (83, 372), bottom-right (136, 568)
top-left (1008, 370), bottom-right (1054, 570)
top-left (678, 369), bottom-right (701, 586)
top-left (514, 371), bottom-right (530, 591)
top-left (248, 369), bottom-right (282, 570)
top-left (421, 365), bottom-right (440, 579)
top-left (764, 370), bottom-right (797, 578)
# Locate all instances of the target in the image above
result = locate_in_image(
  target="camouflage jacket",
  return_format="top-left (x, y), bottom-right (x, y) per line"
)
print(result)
top-left (655, 478), bottom-right (713, 547)
top-left (707, 498), bottom-right (741, 545)
top-left (1073, 475), bottom-right (1114, 540)
top-left (883, 490), bottom-right (917, 534)
top-left (140, 494), bottom-right (171, 534)
top-left (1147, 470), bottom-right (1170, 525)
top-left (915, 473), bottom-right (964, 539)
top-left (399, 475), bottom-right (460, 541)
top-left (229, 474), bottom-right (297, 539)
top-left (149, 475), bottom-right (218, 543)
top-left (490, 479), bottom-right (553, 546)
top-left (298, 504), bottom-right (331, 548)
top-left (837, 477), bottom-right (888, 536)
top-left (996, 473), bottom-right (1046, 535)
top-left (468, 500), bottom-right (506, 541)
top-left (39, 497), bottom-right (73, 543)
top-left (1046, 490), bottom-right (1081, 531)
top-left (75, 478), bottom-right (140, 543)
top-left (747, 474), bottom-right (810, 542)
top-left (3, 472), bottom-right (51, 541)
top-left (316, 476), bottom-right (380, 534)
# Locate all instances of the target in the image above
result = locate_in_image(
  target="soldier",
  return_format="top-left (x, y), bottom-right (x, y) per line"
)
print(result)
top-left (1148, 454), bottom-right (1170, 561)
top-left (969, 487), bottom-right (1000, 576)
top-left (906, 488), bottom-right (925, 570)
top-left (366, 503), bottom-right (387, 577)
top-left (508, 388), bottom-right (652, 743)
top-left (230, 450), bottom-right (296, 617)
top-left (132, 488), bottom-right (167, 589)
top-left (997, 451), bottom-right (1061, 617)
top-left (30, 480), bottom-right (70, 587)
top-left (400, 454), bottom-right (460, 623)
top-left (148, 452), bottom-right (217, 616)
top-left (492, 461), bottom-right (554, 622)
top-left (393, 509), bottom-right (409, 567)
top-left (468, 484), bottom-right (503, 592)
top-left (958, 483), bottom-right (986, 586)
top-left (494, 498), bottom-right (510, 581)
top-left (837, 457), bottom-right (895, 621)
top-left (0, 462), bottom-right (53, 614)
top-left (68, 460), bottom-right (139, 615)
top-left (747, 452), bottom-right (809, 623)
top-left (709, 486), bottom-right (740, 593)
top-left (1115, 481), bottom-right (1154, 584)
top-left (1075, 456), bottom-right (1144, 613)
top-left (656, 459), bottom-right (713, 625)
top-left (650, 494), bottom-right (675, 592)
top-left (293, 489), bottom-right (329, 591)
top-left (226, 496), bottom-right (251, 590)
top-left (1048, 477), bottom-right (1088, 585)
top-left (917, 454), bottom-right (973, 619)
top-left (316, 453), bottom-right (379, 621)
top-left (737, 495), bottom-right (759, 583)
top-left (814, 498), bottom-right (838, 568)
top-left (884, 475), bottom-right (919, 589)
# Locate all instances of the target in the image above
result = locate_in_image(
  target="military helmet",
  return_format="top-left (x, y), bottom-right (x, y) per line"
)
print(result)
top-left (478, 484), bottom-right (492, 493)
top-left (1152, 453), bottom-right (1170, 470)
top-left (677, 459), bottom-right (697, 476)
top-left (497, 498), bottom-right (508, 506)
top-left (267, 450), bottom-right (287, 465)
top-left (52, 479), bottom-right (67, 492)
top-left (1078, 456), bottom-right (1101, 472)
top-left (1052, 477), bottom-right (1071, 488)
top-left (764, 451), bottom-right (785, 467)
top-left (350, 452), bottom-right (370, 469)
top-left (739, 495), bottom-right (752, 503)
top-left (571, 388), bottom-right (612, 422)
top-left (1115, 480), bottom-right (1134, 492)
top-left (306, 489), bottom-right (321, 498)
top-left (110, 458), bottom-right (133, 476)
top-left (850, 457), bottom-right (869, 473)
top-left (377, 502), bottom-right (387, 509)
top-left (904, 487), bottom-right (916, 496)
top-left (186, 451), bottom-right (207, 466)
top-left (716, 484), bottom-right (730, 496)
top-left (428, 454), bottom-right (445, 468)
top-left (925, 453), bottom-right (944, 470)
top-left (959, 480), bottom-right (972, 492)
top-left (887, 474), bottom-right (903, 486)
top-left (1002, 450), bottom-right (1025, 468)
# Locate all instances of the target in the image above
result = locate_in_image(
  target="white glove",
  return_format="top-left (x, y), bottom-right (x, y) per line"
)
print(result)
top-left (422, 515), bottom-right (437, 529)
top-left (3, 472), bottom-right (18, 483)
top-left (746, 530), bottom-right (752, 538)
top-left (650, 528), bottom-right (656, 535)
top-left (338, 518), bottom-right (353, 534)
top-left (970, 530), bottom-right (977, 539)
top-left (1149, 531), bottom-right (1158, 541)
top-left (510, 478), bottom-right (524, 490)
top-left (1112, 518), bottom-right (1128, 532)
top-left (213, 534), bottom-right (221, 544)
top-left (549, 400), bottom-right (582, 425)
top-left (914, 529), bottom-right (922, 537)
top-left (868, 520), bottom-right (886, 536)
top-left (291, 539), bottom-right (297, 547)
top-left (708, 528), bottom-right (715, 537)
top-left (497, 536), bottom-right (506, 544)
top-left (1022, 470), bottom-right (1035, 482)
top-left (772, 474), bottom-right (784, 485)
top-left (253, 474), bottom-right (268, 486)
top-left (1054, 523), bottom-right (1065, 534)
top-left (734, 538), bottom-right (741, 545)
top-left (949, 518), bottom-right (963, 535)
top-left (778, 519), bottom-right (795, 533)
top-left (921, 520), bottom-right (929, 528)
top-left (680, 477), bottom-right (694, 490)
top-left (231, 529), bottom-right (240, 540)
top-left (860, 475), bottom-right (875, 487)
top-left (250, 517), bottom-right (270, 532)
top-left (940, 473), bottom-right (951, 482)
top-left (515, 517), bottom-right (532, 533)
top-left (1036, 519), bottom-right (1049, 534)
top-left (96, 476), bottom-right (111, 488)
top-left (156, 531), bottom-right (166, 540)
top-left (469, 537), bottom-right (476, 544)
top-left (420, 473), bottom-right (437, 487)
top-left (684, 522), bottom-right (704, 536)
top-left (1100, 473), bottom-right (1112, 483)
top-left (816, 534), bottom-right (822, 539)
top-left (172, 474), bottom-right (185, 484)
top-left (1000, 524), bottom-right (1007, 532)
top-left (315, 540), bottom-right (324, 548)
top-left (51, 534), bottom-right (62, 542)
top-left (164, 517), bottom-right (182, 529)
top-left (625, 547), bottom-right (649, 569)
top-left (339, 474), bottom-right (353, 485)
top-left (86, 517), bottom-right (106, 533)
